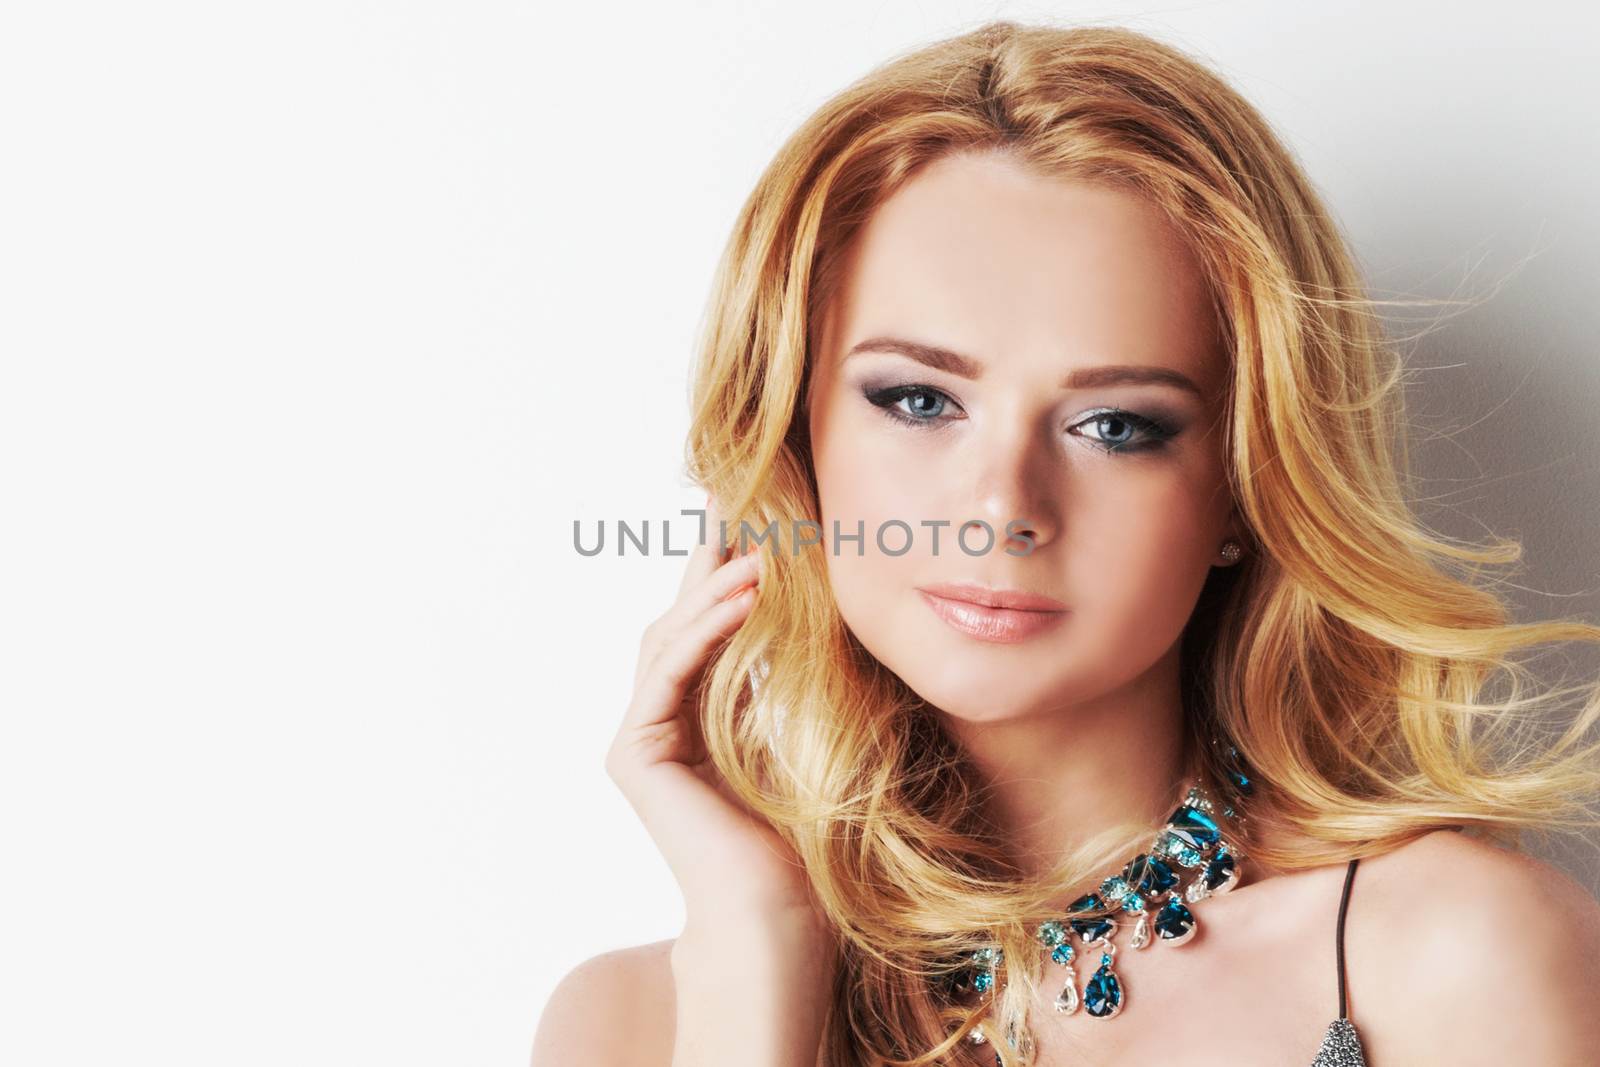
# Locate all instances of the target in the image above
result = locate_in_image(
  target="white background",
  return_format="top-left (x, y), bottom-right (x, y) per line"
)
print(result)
top-left (3, 2), bottom-right (1598, 1064)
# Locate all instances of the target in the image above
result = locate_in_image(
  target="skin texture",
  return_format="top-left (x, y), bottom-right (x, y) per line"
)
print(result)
top-left (804, 147), bottom-right (1244, 875)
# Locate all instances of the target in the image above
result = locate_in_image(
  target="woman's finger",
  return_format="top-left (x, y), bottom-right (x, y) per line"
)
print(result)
top-left (626, 586), bottom-right (758, 734)
top-left (651, 544), bottom-right (761, 652)
top-left (676, 493), bottom-right (731, 598)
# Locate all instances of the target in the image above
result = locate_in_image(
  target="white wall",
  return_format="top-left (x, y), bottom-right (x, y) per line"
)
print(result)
top-left (2, 2), bottom-right (1596, 1064)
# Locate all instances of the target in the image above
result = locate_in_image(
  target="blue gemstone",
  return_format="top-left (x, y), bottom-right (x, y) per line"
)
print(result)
top-left (1154, 896), bottom-right (1196, 940)
top-left (1162, 833), bottom-right (1205, 867)
top-left (1068, 892), bottom-right (1113, 942)
top-left (1203, 849), bottom-right (1237, 890)
top-left (1098, 875), bottom-right (1145, 913)
top-left (1036, 919), bottom-right (1067, 947)
top-left (1083, 962), bottom-right (1123, 1017)
top-left (1125, 853), bottom-right (1178, 895)
top-left (1228, 767), bottom-right (1254, 796)
top-left (1051, 943), bottom-right (1074, 965)
top-left (973, 971), bottom-right (993, 993)
top-left (1167, 804), bottom-right (1221, 847)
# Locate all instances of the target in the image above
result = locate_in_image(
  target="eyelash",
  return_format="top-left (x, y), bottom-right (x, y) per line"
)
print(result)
top-left (862, 384), bottom-right (1179, 454)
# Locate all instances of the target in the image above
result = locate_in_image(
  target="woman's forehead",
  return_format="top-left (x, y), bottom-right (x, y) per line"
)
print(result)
top-left (815, 152), bottom-right (1226, 400)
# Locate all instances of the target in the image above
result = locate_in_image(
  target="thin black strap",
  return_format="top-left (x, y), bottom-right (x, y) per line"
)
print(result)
top-left (1335, 857), bottom-right (1360, 1019)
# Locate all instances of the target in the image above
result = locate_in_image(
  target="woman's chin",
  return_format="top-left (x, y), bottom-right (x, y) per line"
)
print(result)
top-left (898, 674), bottom-right (1064, 726)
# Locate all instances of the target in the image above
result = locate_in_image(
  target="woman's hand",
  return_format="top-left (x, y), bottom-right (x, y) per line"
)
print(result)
top-left (604, 495), bottom-right (826, 934)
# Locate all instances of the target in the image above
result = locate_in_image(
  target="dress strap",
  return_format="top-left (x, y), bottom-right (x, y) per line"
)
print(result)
top-left (1335, 857), bottom-right (1360, 1019)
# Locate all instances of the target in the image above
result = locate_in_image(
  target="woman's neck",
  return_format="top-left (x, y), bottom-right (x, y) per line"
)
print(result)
top-left (943, 642), bottom-right (1191, 882)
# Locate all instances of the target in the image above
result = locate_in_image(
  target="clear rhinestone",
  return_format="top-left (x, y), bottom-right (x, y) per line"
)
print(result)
top-left (1054, 977), bottom-right (1080, 1014)
top-left (1129, 914), bottom-right (1150, 949)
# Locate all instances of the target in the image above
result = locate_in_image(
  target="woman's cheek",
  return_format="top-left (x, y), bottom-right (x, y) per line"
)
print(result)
top-left (1073, 489), bottom-right (1213, 626)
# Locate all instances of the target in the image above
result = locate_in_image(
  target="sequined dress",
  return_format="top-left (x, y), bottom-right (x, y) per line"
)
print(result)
top-left (1309, 857), bottom-right (1368, 1066)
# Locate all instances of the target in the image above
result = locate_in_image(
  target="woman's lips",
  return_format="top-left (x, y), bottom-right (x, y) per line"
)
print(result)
top-left (918, 590), bottom-right (1069, 644)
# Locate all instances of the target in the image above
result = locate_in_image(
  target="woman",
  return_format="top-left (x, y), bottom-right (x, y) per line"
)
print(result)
top-left (534, 20), bottom-right (1600, 1066)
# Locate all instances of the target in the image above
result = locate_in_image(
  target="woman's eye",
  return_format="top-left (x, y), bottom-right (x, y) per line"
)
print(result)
top-left (862, 386), bottom-right (1177, 455)
top-left (1069, 409), bottom-right (1178, 454)
top-left (863, 384), bottom-right (961, 428)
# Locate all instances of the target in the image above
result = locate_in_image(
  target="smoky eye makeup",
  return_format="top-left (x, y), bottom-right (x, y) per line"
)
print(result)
top-left (1068, 406), bottom-right (1184, 454)
top-left (858, 378), bottom-right (964, 428)
top-left (855, 374), bottom-right (1192, 455)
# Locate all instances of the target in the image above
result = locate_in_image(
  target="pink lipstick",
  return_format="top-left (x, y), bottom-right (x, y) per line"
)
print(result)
top-left (916, 582), bottom-right (1069, 644)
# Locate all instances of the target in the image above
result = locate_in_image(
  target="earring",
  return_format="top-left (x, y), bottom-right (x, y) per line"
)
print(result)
top-left (1218, 541), bottom-right (1243, 565)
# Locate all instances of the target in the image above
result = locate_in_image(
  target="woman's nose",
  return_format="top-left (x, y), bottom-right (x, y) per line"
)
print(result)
top-left (966, 426), bottom-right (1060, 551)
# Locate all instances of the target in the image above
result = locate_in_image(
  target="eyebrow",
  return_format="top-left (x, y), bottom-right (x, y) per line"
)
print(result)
top-left (843, 336), bottom-right (1205, 398)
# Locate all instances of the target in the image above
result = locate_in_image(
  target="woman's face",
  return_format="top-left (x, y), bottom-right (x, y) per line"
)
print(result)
top-left (804, 149), bottom-right (1239, 725)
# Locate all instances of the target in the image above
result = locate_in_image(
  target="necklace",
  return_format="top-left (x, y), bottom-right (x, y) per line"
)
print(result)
top-left (953, 749), bottom-right (1254, 1057)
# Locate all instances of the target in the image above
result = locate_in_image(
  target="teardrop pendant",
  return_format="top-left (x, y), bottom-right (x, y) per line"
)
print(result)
top-left (1054, 965), bottom-right (1080, 1014)
top-left (1034, 915), bottom-right (1080, 1014)
top-left (1082, 943), bottom-right (1124, 1019)
top-left (1129, 913), bottom-right (1150, 949)
top-left (1154, 890), bottom-right (1199, 946)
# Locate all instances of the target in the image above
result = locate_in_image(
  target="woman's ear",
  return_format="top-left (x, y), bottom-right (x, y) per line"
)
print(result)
top-left (1226, 502), bottom-right (1247, 542)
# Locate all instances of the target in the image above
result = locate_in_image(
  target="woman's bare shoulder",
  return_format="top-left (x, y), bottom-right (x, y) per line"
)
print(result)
top-left (530, 937), bottom-right (677, 1067)
top-left (1355, 825), bottom-right (1597, 914)
top-left (1354, 825), bottom-right (1600, 950)
top-left (1350, 827), bottom-right (1600, 1064)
